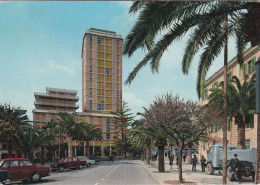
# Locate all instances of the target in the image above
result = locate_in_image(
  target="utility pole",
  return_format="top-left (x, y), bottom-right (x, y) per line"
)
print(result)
top-left (255, 57), bottom-right (260, 183)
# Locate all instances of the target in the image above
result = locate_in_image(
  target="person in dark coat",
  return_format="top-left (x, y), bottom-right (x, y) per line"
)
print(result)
top-left (169, 154), bottom-right (174, 169)
top-left (183, 153), bottom-right (187, 162)
top-left (192, 154), bottom-right (197, 171)
top-left (109, 155), bottom-right (114, 163)
top-left (200, 155), bottom-right (206, 172)
top-left (230, 154), bottom-right (241, 183)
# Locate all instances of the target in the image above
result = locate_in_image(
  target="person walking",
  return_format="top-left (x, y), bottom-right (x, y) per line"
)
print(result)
top-left (192, 154), bottom-right (197, 171)
top-left (109, 155), bottom-right (114, 163)
top-left (183, 153), bottom-right (187, 162)
top-left (230, 154), bottom-right (241, 183)
top-left (176, 155), bottom-right (179, 169)
top-left (169, 154), bottom-right (174, 169)
top-left (200, 155), bottom-right (206, 172)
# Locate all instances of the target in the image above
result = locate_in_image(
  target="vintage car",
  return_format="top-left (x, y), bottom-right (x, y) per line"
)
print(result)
top-left (77, 156), bottom-right (96, 166)
top-left (50, 157), bottom-right (86, 172)
top-left (0, 170), bottom-right (8, 184)
top-left (87, 156), bottom-right (100, 163)
top-left (0, 158), bottom-right (50, 183)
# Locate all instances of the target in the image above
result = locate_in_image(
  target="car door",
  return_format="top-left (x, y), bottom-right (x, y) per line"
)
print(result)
top-left (19, 160), bottom-right (35, 180)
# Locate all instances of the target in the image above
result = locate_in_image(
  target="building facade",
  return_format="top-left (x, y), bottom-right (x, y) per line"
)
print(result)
top-left (81, 28), bottom-right (123, 156)
top-left (199, 46), bottom-right (260, 158)
top-left (33, 87), bottom-right (79, 128)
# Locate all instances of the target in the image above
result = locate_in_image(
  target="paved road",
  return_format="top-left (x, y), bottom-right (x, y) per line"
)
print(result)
top-left (18, 160), bottom-right (158, 185)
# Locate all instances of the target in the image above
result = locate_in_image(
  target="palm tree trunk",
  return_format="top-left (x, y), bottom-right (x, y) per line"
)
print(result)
top-left (222, 14), bottom-right (228, 185)
top-left (158, 146), bottom-right (165, 172)
top-left (141, 150), bottom-right (144, 161)
top-left (146, 139), bottom-right (151, 164)
top-left (86, 141), bottom-right (90, 156)
top-left (188, 143), bottom-right (193, 164)
top-left (178, 146), bottom-right (184, 183)
top-left (68, 138), bottom-right (72, 157)
top-left (237, 120), bottom-right (246, 149)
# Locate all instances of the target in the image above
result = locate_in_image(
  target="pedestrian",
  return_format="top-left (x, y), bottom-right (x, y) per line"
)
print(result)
top-left (192, 154), bottom-right (197, 171)
top-left (109, 155), bottom-right (114, 163)
top-left (183, 153), bottom-right (187, 162)
top-left (200, 155), bottom-right (206, 172)
top-left (176, 155), bottom-right (179, 169)
top-left (154, 153), bottom-right (157, 161)
top-left (169, 154), bottom-right (174, 169)
top-left (230, 154), bottom-right (241, 183)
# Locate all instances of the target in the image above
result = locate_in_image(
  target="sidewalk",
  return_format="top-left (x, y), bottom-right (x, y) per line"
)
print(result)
top-left (139, 160), bottom-right (254, 185)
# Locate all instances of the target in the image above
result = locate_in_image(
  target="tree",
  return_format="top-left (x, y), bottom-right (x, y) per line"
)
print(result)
top-left (111, 101), bottom-right (134, 139)
top-left (144, 94), bottom-right (221, 183)
top-left (130, 119), bottom-right (156, 164)
top-left (82, 124), bottom-right (103, 156)
top-left (58, 112), bottom-right (87, 157)
top-left (141, 108), bottom-right (170, 172)
top-left (115, 135), bottom-right (132, 158)
top-left (0, 104), bottom-right (29, 157)
top-left (207, 74), bottom-right (256, 149)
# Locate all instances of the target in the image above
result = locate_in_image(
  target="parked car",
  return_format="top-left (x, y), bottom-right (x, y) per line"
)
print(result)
top-left (77, 156), bottom-right (96, 166)
top-left (50, 157), bottom-right (86, 172)
top-left (87, 156), bottom-right (100, 163)
top-left (0, 158), bottom-right (50, 183)
top-left (0, 170), bottom-right (8, 184)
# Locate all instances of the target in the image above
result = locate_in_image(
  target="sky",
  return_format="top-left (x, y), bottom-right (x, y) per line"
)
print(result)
top-left (0, 1), bottom-right (241, 120)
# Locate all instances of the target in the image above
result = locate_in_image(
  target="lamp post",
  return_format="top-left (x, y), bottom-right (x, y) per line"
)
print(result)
top-left (255, 57), bottom-right (260, 183)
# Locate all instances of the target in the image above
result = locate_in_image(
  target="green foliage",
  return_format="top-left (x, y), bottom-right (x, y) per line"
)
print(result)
top-left (124, 1), bottom-right (254, 98)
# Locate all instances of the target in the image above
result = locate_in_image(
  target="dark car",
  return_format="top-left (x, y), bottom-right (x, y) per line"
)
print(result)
top-left (87, 156), bottom-right (100, 163)
top-left (0, 158), bottom-right (50, 183)
top-left (50, 157), bottom-right (86, 172)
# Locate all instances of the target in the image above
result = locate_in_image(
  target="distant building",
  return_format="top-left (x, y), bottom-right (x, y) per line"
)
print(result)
top-left (33, 87), bottom-right (79, 128)
top-left (199, 46), bottom-right (260, 158)
top-left (81, 28), bottom-right (123, 156)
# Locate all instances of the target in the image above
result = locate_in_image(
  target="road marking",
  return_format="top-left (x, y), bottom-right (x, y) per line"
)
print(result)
top-left (108, 173), bottom-right (110, 174)
top-left (110, 171), bottom-right (113, 172)
top-left (105, 175), bottom-right (108, 177)
top-left (101, 178), bottom-right (104, 181)
top-left (95, 183), bottom-right (99, 185)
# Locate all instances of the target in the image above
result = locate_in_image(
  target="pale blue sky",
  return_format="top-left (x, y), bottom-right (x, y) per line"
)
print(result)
top-left (0, 1), bottom-right (240, 120)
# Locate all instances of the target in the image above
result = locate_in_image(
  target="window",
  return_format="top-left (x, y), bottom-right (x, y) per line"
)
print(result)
top-left (89, 103), bottom-right (92, 110)
top-left (20, 160), bottom-right (33, 167)
top-left (228, 72), bottom-right (232, 81)
top-left (97, 104), bottom-right (104, 110)
top-left (245, 139), bottom-right (250, 149)
top-left (106, 133), bottom-right (110, 139)
top-left (228, 119), bottom-right (231, 131)
top-left (89, 67), bottom-right (92, 73)
top-left (89, 36), bottom-right (92, 42)
top-left (97, 38), bottom-right (101, 44)
top-left (10, 160), bottom-right (19, 168)
top-left (252, 57), bottom-right (256, 72)
top-left (106, 70), bottom-right (109, 75)
top-left (243, 63), bottom-right (247, 77)
top-left (117, 91), bottom-right (120, 97)
top-left (250, 115), bottom-right (254, 129)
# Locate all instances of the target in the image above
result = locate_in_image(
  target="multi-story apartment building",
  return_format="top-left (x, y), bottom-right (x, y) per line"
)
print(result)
top-left (33, 87), bottom-right (79, 128)
top-left (199, 46), bottom-right (260, 158)
top-left (81, 28), bottom-right (123, 156)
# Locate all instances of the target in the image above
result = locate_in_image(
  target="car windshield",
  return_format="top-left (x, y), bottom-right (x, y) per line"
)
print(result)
top-left (0, 160), bottom-right (3, 167)
top-left (59, 158), bottom-right (65, 162)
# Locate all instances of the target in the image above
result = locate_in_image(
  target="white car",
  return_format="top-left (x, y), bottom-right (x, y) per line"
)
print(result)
top-left (77, 156), bottom-right (96, 167)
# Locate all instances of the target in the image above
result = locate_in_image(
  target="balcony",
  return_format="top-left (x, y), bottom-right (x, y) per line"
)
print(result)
top-left (34, 101), bottom-right (79, 109)
top-left (34, 92), bottom-right (79, 101)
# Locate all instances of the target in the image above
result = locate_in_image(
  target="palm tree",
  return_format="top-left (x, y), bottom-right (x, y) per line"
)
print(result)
top-left (208, 74), bottom-right (256, 149)
top-left (123, 2), bottom-right (256, 182)
top-left (0, 104), bottom-right (29, 157)
top-left (130, 120), bottom-right (155, 165)
top-left (58, 112), bottom-right (87, 157)
top-left (82, 124), bottom-right (103, 156)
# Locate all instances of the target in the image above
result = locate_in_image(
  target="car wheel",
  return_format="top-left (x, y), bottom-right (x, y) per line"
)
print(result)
top-left (30, 172), bottom-right (41, 182)
top-left (59, 166), bottom-right (65, 172)
top-left (79, 165), bottom-right (83, 169)
top-left (87, 163), bottom-right (91, 167)
top-left (227, 166), bottom-right (233, 181)
top-left (206, 163), bottom-right (214, 175)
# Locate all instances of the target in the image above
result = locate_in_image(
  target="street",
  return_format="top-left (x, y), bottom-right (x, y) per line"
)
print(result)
top-left (28, 160), bottom-right (158, 185)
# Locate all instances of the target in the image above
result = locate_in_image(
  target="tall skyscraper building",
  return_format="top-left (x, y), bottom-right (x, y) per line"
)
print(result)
top-left (81, 28), bottom-right (123, 156)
